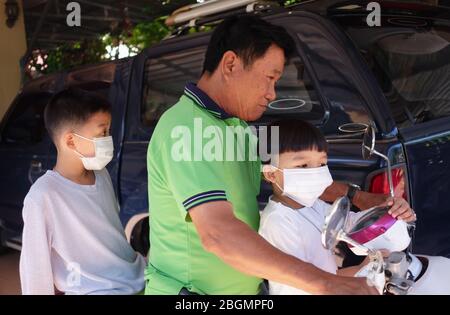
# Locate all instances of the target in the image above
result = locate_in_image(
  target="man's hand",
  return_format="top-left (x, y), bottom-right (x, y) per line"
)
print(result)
top-left (352, 190), bottom-right (389, 211)
top-left (337, 249), bottom-right (390, 279)
top-left (353, 191), bottom-right (416, 223)
top-left (384, 197), bottom-right (417, 223)
top-left (360, 249), bottom-right (390, 267)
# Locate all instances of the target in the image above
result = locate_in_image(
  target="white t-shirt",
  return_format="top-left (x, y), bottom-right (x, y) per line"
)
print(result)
top-left (259, 197), bottom-right (358, 295)
top-left (20, 169), bottom-right (146, 295)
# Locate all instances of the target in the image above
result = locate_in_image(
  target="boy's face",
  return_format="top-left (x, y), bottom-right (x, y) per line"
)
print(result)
top-left (264, 150), bottom-right (328, 193)
top-left (60, 111), bottom-right (112, 158)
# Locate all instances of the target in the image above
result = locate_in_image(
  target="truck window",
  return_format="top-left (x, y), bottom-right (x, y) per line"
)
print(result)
top-left (336, 17), bottom-right (450, 128)
top-left (142, 46), bottom-right (326, 127)
top-left (1, 93), bottom-right (52, 145)
top-left (142, 47), bottom-right (206, 127)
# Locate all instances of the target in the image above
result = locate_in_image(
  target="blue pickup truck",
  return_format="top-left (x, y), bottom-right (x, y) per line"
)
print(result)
top-left (1, 0), bottom-right (449, 259)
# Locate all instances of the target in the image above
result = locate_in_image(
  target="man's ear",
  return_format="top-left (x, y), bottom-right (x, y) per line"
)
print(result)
top-left (262, 164), bottom-right (277, 183)
top-left (220, 50), bottom-right (239, 81)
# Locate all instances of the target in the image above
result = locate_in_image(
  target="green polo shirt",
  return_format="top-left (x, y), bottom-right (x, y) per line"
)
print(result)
top-left (145, 83), bottom-right (262, 295)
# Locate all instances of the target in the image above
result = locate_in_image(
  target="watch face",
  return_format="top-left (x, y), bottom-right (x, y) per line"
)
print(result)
top-left (350, 184), bottom-right (361, 190)
top-left (348, 184), bottom-right (360, 201)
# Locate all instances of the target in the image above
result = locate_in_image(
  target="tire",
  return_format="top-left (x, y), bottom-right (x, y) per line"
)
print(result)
top-left (129, 216), bottom-right (150, 257)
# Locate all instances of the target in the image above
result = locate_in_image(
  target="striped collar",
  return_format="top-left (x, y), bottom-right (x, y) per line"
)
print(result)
top-left (184, 82), bottom-right (232, 120)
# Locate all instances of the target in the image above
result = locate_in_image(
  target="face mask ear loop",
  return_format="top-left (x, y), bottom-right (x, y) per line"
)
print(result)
top-left (73, 133), bottom-right (97, 157)
top-left (274, 181), bottom-right (284, 194)
top-left (268, 165), bottom-right (285, 193)
top-left (72, 149), bottom-right (86, 159)
top-left (73, 133), bottom-right (93, 142)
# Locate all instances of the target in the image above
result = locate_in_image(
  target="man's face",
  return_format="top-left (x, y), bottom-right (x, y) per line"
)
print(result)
top-left (227, 44), bottom-right (285, 121)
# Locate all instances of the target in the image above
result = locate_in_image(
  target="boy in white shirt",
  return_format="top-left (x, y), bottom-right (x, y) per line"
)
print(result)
top-left (20, 88), bottom-right (146, 295)
top-left (259, 119), bottom-right (416, 295)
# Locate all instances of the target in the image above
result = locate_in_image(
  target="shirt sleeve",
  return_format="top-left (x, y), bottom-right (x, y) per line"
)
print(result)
top-left (147, 130), bottom-right (229, 220)
top-left (19, 197), bottom-right (55, 295)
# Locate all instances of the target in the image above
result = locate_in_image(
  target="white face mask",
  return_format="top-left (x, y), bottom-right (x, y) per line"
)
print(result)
top-left (73, 133), bottom-right (114, 170)
top-left (272, 165), bottom-right (333, 207)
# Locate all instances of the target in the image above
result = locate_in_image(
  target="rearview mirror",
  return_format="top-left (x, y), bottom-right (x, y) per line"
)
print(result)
top-left (321, 196), bottom-right (350, 250)
top-left (322, 197), bottom-right (373, 255)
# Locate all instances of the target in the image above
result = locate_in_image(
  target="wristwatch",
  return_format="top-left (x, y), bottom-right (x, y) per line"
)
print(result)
top-left (347, 183), bottom-right (361, 203)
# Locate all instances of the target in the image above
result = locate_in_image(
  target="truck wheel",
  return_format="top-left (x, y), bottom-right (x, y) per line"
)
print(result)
top-left (125, 214), bottom-right (150, 257)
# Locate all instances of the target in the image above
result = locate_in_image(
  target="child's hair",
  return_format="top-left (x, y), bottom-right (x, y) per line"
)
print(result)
top-left (44, 87), bottom-right (111, 142)
top-left (265, 119), bottom-right (328, 164)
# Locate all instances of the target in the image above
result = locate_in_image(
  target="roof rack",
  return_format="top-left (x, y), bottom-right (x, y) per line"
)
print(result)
top-left (165, 0), bottom-right (281, 30)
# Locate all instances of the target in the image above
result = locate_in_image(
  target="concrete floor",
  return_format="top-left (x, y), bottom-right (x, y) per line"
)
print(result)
top-left (0, 249), bottom-right (21, 295)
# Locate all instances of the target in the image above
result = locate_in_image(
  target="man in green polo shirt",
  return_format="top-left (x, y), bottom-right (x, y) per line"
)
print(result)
top-left (145, 15), bottom-right (379, 295)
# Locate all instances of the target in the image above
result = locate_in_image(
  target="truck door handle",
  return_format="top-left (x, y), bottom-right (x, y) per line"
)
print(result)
top-left (28, 160), bottom-right (43, 184)
top-left (30, 160), bottom-right (42, 172)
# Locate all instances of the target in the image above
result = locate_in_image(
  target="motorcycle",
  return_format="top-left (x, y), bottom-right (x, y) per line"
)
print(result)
top-left (321, 125), bottom-right (450, 295)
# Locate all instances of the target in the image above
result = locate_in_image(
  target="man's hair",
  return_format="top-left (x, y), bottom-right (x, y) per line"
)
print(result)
top-left (202, 14), bottom-right (295, 74)
top-left (44, 87), bottom-right (111, 141)
top-left (265, 119), bottom-right (328, 164)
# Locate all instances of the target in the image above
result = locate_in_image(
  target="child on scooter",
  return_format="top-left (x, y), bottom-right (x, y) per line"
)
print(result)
top-left (259, 119), bottom-right (416, 295)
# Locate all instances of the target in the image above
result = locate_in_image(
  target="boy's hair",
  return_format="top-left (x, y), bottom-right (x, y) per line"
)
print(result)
top-left (266, 119), bottom-right (328, 164)
top-left (44, 87), bottom-right (111, 142)
top-left (202, 14), bottom-right (295, 74)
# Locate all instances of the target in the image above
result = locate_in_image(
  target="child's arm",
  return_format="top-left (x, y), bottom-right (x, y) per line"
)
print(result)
top-left (19, 198), bottom-right (55, 295)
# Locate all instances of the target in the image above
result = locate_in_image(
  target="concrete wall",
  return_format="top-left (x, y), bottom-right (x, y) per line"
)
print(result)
top-left (0, 0), bottom-right (26, 120)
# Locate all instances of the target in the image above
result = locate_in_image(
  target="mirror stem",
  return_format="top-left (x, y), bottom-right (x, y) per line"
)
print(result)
top-left (370, 149), bottom-right (395, 198)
